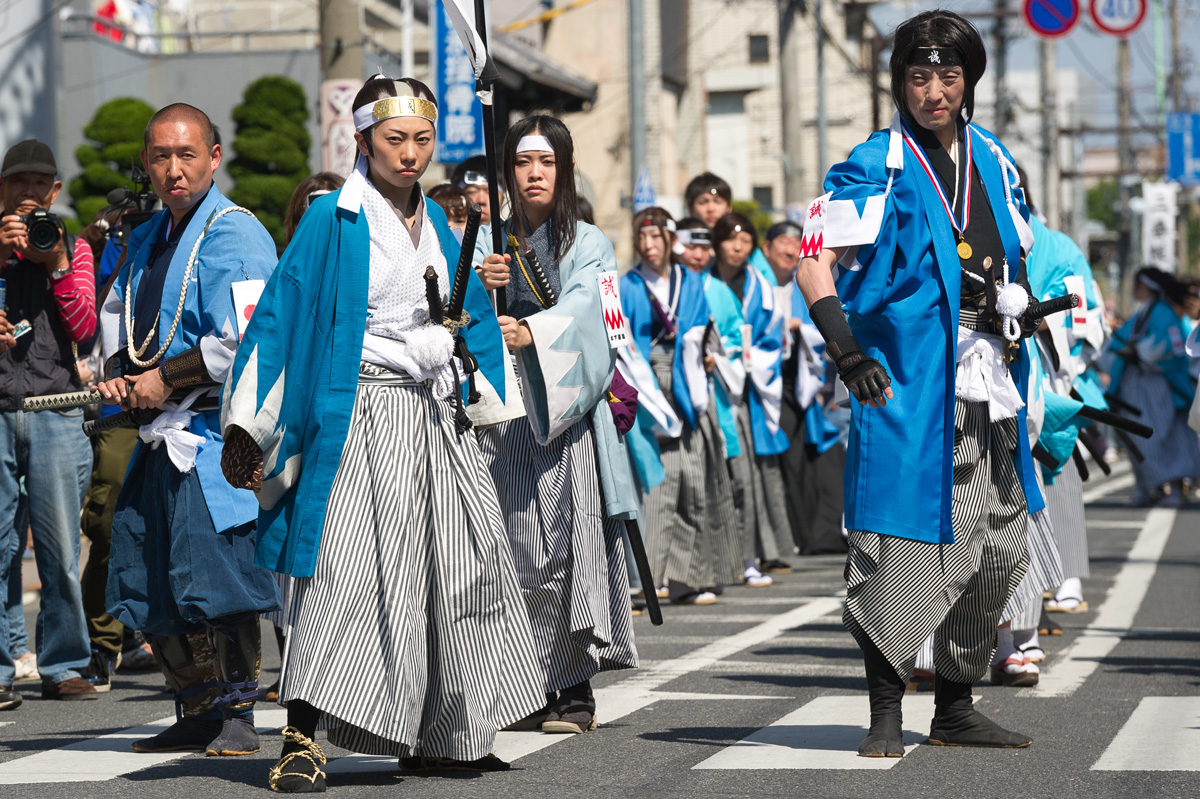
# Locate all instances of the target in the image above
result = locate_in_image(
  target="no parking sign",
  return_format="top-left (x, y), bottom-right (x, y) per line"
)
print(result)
top-left (1024, 0), bottom-right (1080, 38)
top-left (1090, 0), bottom-right (1147, 36)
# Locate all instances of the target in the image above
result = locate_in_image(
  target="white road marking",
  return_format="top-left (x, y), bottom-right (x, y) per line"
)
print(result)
top-left (692, 695), bottom-right (937, 770)
top-left (1032, 508), bottom-right (1176, 697)
top-left (1084, 519), bottom-right (1146, 529)
top-left (1080, 463), bottom-right (1134, 504)
top-left (1093, 697), bottom-right (1200, 771)
top-left (0, 709), bottom-right (288, 784)
top-left (0, 722), bottom-right (12, 728)
top-left (328, 595), bottom-right (844, 775)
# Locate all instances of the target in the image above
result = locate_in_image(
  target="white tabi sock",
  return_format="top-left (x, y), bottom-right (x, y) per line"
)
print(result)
top-left (1055, 577), bottom-right (1083, 603)
top-left (991, 624), bottom-right (1018, 668)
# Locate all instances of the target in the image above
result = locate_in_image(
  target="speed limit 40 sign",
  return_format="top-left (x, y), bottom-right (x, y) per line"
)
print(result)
top-left (1090, 0), bottom-right (1147, 36)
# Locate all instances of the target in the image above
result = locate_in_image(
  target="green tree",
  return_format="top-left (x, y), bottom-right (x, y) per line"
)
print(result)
top-left (228, 76), bottom-right (310, 249)
top-left (1086, 178), bottom-right (1119, 231)
top-left (68, 97), bottom-right (156, 226)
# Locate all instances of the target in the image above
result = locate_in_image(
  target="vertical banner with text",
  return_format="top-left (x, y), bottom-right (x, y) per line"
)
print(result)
top-left (1141, 181), bottom-right (1180, 271)
top-left (434, 1), bottom-right (485, 164)
top-left (321, 80), bottom-right (361, 177)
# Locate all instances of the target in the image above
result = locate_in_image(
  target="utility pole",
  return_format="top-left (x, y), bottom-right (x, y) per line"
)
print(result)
top-left (1117, 37), bottom-right (1135, 306)
top-left (319, 0), bottom-right (363, 80)
top-left (815, 0), bottom-right (828, 180)
top-left (780, 0), bottom-right (805, 204)
top-left (1171, 0), bottom-right (1183, 109)
top-left (993, 0), bottom-right (1009, 138)
top-left (1039, 37), bottom-right (1060, 229)
top-left (629, 0), bottom-right (646, 205)
top-left (401, 0), bottom-right (414, 76)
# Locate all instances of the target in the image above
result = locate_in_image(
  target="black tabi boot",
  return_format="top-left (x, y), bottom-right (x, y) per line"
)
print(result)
top-left (542, 679), bottom-right (596, 734)
top-left (858, 639), bottom-right (906, 757)
top-left (503, 692), bottom-right (557, 731)
top-left (927, 675), bottom-right (1032, 748)
top-left (205, 612), bottom-right (263, 756)
top-left (132, 634), bottom-right (222, 753)
top-left (270, 718), bottom-right (327, 794)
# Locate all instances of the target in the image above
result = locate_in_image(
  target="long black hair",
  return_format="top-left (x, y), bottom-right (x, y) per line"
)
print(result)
top-left (502, 114), bottom-right (578, 262)
top-left (890, 11), bottom-right (986, 123)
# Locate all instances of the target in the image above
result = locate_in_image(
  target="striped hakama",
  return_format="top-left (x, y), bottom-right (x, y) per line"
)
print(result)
top-left (729, 403), bottom-right (794, 563)
top-left (1043, 458), bottom-right (1090, 579)
top-left (480, 415), bottom-right (639, 693)
top-left (646, 345), bottom-right (743, 588)
top-left (1000, 509), bottom-right (1064, 630)
top-left (1117, 365), bottom-right (1200, 491)
top-left (279, 365), bottom-right (545, 759)
top-left (843, 399), bottom-right (1029, 684)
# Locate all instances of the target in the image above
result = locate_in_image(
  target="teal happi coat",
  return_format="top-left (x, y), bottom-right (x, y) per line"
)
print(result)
top-left (221, 188), bottom-right (506, 578)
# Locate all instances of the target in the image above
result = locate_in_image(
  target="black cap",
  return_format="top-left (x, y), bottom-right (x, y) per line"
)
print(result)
top-left (1, 139), bottom-right (57, 179)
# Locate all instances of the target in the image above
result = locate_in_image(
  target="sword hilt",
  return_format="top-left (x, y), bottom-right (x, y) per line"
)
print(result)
top-left (22, 389), bottom-right (105, 412)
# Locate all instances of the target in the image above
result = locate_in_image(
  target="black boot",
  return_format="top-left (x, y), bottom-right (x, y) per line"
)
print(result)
top-left (928, 675), bottom-right (1032, 748)
top-left (133, 634), bottom-right (222, 753)
top-left (858, 638), bottom-right (905, 757)
top-left (205, 613), bottom-right (263, 756)
top-left (504, 692), bottom-right (556, 731)
top-left (270, 721), bottom-right (327, 793)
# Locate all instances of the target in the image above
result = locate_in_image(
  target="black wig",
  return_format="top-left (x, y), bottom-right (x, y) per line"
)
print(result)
top-left (502, 114), bottom-right (578, 262)
top-left (890, 11), bottom-right (987, 123)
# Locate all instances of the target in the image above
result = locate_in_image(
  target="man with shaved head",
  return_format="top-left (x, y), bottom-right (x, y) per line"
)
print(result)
top-left (96, 102), bottom-right (280, 758)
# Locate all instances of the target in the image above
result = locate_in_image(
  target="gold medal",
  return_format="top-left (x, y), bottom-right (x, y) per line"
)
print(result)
top-left (957, 240), bottom-right (973, 260)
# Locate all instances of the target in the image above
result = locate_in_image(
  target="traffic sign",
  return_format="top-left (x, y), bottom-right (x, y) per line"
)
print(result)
top-left (1089, 0), bottom-right (1147, 37)
top-left (1024, 0), bottom-right (1079, 38)
top-left (1167, 113), bottom-right (1200, 186)
top-left (633, 164), bottom-right (657, 213)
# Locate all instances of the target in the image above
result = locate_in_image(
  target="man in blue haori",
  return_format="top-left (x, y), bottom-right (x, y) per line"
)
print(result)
top-left (97, 103), bottom-right (279, 758)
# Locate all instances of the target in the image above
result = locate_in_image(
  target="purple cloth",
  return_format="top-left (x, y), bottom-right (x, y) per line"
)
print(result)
top-left (607, 369), bottom-right (638, 434)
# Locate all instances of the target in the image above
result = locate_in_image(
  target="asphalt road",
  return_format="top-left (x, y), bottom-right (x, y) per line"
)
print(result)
top-left (1, 460), bottom-right (1197, 798)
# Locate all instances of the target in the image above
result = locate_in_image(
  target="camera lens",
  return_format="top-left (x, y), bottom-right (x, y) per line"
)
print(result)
top-left (24, 212), bottom-right (61, 253)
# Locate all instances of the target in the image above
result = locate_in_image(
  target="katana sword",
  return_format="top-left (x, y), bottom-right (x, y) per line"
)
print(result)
top-left (624, 518), bottom-right (662, 626)
top-left (22, 389), bottom-right (106, 412)
top-left (1021, 293), bottom-right (1080, 325)
top-left (523, 246), bottom-right (558, 309)
top-left (446, 203), bottom-right (482, 326)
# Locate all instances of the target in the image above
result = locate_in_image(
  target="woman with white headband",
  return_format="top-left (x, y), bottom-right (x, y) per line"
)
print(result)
top-left (220, 75), bottom-right (544, 791)
top-left (619, 207), bottom-right (741, 607)
top-left (709, 212), bottom-right (794, 587)
top-left (473, 114), bottom-right (639, 736)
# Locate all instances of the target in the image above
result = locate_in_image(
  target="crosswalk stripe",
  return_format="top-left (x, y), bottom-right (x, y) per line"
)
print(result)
top-left (1084, 519), bottom-right (1147, 529)
top-left (1092, 697), bottom-right (1200, 771)
top-left (329, 596), bottom-right (843, 775)
top-left (692, 695), bottom-right (937, 770)
top-left (1032, 508), bottom-right (1176, 697)
top-left (0, 709), bottom-right (288, 784)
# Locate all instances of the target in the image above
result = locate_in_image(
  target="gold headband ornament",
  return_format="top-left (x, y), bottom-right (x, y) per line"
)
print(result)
top-left (352, 96), bottom-right (438, 132)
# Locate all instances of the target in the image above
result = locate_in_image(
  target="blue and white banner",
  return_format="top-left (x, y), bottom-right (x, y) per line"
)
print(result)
top-left (434, 0), bottom-right (485, 163)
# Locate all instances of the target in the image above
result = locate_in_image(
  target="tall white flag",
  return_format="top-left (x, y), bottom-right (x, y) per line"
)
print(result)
top-left (1141, 181), bottom-right (1179, 271)
top-left (439, 0), bottom-right (498, 92)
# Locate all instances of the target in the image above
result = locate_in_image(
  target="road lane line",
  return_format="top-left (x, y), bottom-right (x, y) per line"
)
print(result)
top-left (692, 695), bottom-right (936, 770)
top-left (330, 595), bottom-right (846, 775)
top-left (0, 708), bottom-right (288, 784)
top-left (1032, 508), bottom-right (1176, 698)
top-left (1092, 697), bottom-right (1200, 771)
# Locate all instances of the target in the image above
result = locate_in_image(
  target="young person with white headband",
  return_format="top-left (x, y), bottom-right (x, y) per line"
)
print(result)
top-left (473, 115), bottom-right (639, 736)
top-left (709, 212), bottom-right (794, 586)
top-left (620, 207), bottom-right (741, 607)
top-left (219, 75), bottom-right (544, 791)
top-left (795, 10), bottom-right (1042, 756)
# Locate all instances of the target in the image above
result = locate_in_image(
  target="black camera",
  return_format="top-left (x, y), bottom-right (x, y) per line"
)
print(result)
top-left (105, 164), bottom-right (159, 250)
top-left (18, 208), bottom-right (62, 253)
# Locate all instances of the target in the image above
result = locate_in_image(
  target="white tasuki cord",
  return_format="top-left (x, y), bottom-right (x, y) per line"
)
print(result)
top-left (125, 206), bottom-right (258, 368)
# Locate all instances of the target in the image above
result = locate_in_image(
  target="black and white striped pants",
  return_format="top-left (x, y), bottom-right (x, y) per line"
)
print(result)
top-left (843, 398), bottom-right (1030, 684)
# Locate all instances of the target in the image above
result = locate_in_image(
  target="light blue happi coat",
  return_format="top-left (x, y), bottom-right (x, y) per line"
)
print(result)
top-left (802, 114), bottom-right (1044, 544)
top-left (701, 272), bottom-right (744, 459)
top-left (621, 264), bottom-right (712, 429)
top-left (473, 221), bottom-right (638, 522)
top-left (787, 280), bottom-right (841, 454)
top-left (1108, 297), bottom-right (1196, 410)
top-left (221, 190), bottom-right (507, 578)
top-left (107, 185), bottom-right (277, 535)
top-left (709, 263), bottom-right (790, 457)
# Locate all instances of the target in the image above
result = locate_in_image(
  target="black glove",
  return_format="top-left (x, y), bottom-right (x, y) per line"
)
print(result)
top-left (808, 296), bottom-right (892, 405)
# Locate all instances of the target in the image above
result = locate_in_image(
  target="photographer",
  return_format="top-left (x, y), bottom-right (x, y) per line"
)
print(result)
top-left (0, 138), bottom-right (99, 707)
